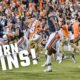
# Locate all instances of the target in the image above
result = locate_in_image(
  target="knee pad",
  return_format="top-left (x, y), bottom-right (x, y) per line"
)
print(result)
top-left (48, 48), bottom-right (56, 54)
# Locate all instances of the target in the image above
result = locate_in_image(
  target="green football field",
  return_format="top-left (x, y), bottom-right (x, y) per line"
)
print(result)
top-left (0, 53), bottom-right (80, 80)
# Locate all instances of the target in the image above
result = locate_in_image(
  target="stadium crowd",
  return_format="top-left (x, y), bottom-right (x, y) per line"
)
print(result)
top-left (0, 0), bottom-right (80, 72)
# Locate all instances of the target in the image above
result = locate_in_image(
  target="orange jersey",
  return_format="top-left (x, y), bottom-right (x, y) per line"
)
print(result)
top-left (29, 20), bottom-right (41, 39)
top-left (72, 22), bottom-right (79, 38)
top-left (61, 25), bottom-right (69, 38)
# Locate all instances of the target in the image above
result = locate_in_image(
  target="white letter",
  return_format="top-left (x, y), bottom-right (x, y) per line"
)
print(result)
top-left (0, 46), bottom-right (3, 57)
top-left (19, 50), bottom-right (30, 67)
top-left (7, 54), bottom-right (19, 70)
top-left (30, 48), bottom-right (38, 64)
top-left (3, 44), bottom-right (11, 56)
top-left (0, 56), bottom-right (7, 71)
top-left (10, 43), bottom-right (18, 54)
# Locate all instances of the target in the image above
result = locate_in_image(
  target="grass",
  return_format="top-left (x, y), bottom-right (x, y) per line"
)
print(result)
top-left (0, 52), bottom-right (80, 80)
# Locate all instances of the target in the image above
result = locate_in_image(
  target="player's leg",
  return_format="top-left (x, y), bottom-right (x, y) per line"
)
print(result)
top-left (43, 50), bottom-right (52, 72)
top-left (30, 41), bottom-right (38, 64)
top-left (56, 40), bottom-right (62, 64)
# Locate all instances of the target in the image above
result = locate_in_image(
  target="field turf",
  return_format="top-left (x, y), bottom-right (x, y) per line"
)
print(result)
top-left (0, 53), bottom-right (80, 80)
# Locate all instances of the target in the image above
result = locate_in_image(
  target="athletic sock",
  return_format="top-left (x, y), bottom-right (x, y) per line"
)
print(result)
top-left (46, 55), bottom-right (52, 70)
